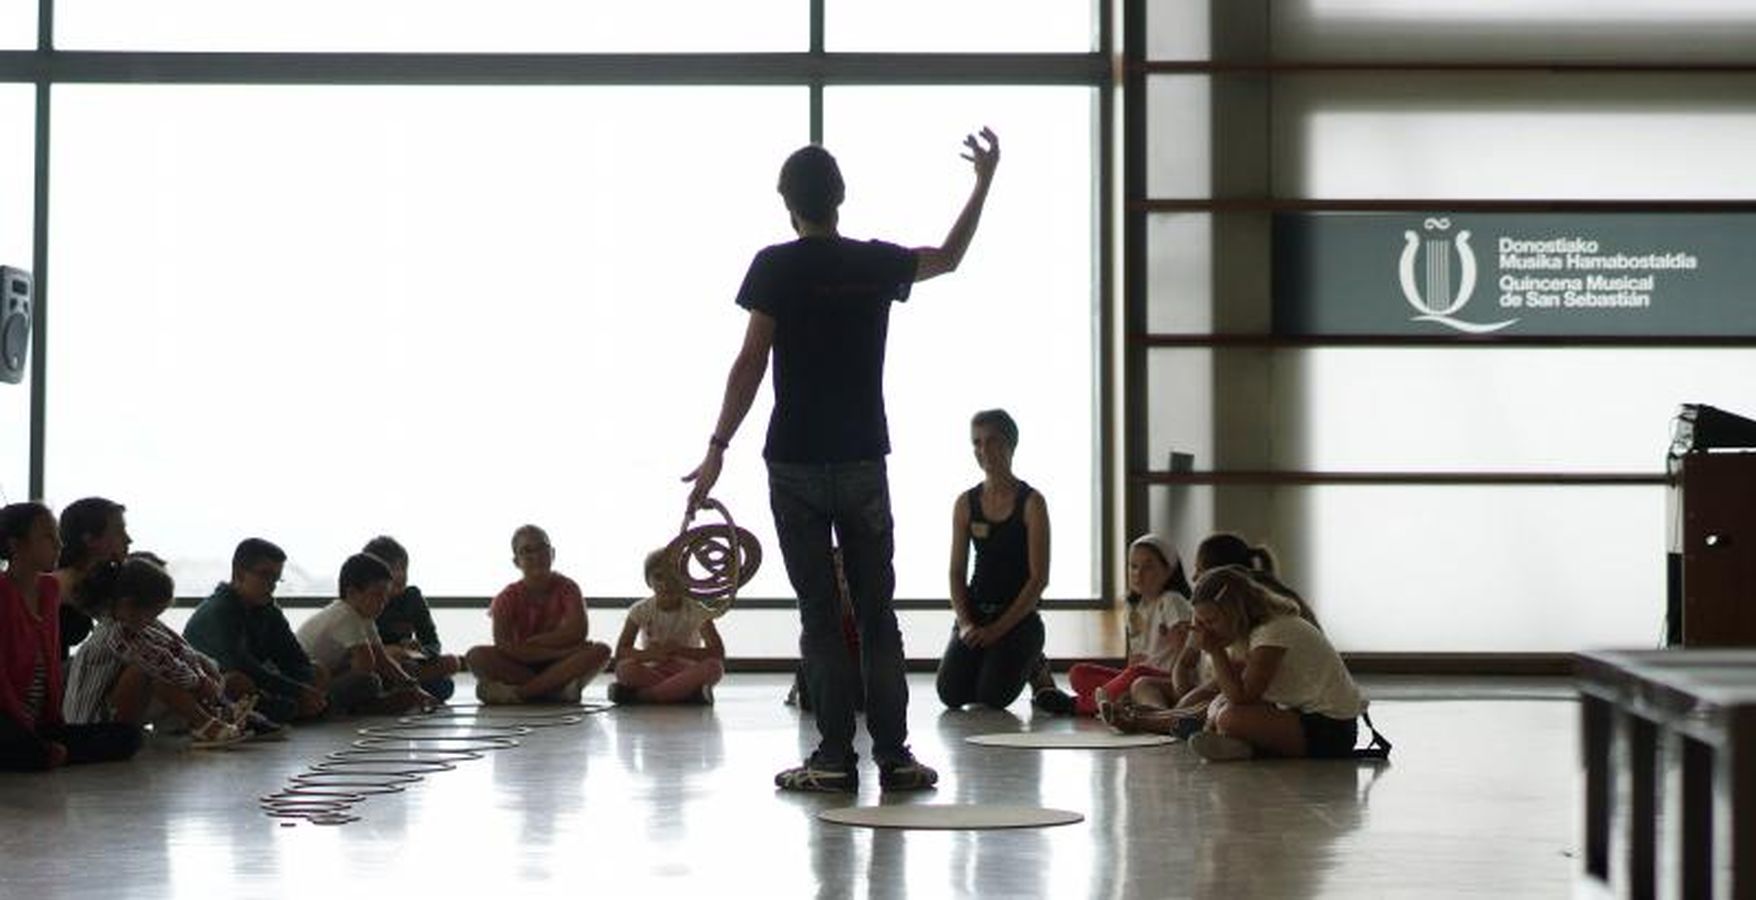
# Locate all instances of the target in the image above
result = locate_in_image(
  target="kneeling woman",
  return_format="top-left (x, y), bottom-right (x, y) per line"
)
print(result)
top-left (936, 409), bottom-right (1052, 711)
top-left (1185, 565), bottom-right (1364, 761)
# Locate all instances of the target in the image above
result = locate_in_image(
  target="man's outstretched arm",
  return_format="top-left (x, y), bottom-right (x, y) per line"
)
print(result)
top-left (915, 127), bottom-right (1001, 282)
top-left (683, 310), bottom-right (775, 514)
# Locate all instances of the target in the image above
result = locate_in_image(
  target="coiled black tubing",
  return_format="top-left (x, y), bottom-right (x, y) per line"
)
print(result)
top-left (259, 703), bottom-right (611, 826)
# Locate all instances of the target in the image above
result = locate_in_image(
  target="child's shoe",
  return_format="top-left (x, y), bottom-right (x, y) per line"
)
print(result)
top-left (189, 717), bottom-right (247, 750)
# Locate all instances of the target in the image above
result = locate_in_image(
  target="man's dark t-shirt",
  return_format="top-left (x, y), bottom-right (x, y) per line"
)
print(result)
top-left (735, 236), bottom-right (917, 464)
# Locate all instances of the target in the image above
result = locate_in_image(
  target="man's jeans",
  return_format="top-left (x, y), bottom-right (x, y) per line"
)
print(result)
top-left (767, 459), bottom-right (910, 767)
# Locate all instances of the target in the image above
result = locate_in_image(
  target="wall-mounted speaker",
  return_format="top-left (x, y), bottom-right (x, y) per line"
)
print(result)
top-left (0, 266), bottom-right (31, 385)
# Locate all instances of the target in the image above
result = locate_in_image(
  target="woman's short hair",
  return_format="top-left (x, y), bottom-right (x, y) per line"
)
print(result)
top-left (970, 408), bottom-right (1020, 450)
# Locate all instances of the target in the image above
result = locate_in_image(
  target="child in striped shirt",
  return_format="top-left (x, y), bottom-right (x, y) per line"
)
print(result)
top-left (63, 557), bottom-right (271, 747)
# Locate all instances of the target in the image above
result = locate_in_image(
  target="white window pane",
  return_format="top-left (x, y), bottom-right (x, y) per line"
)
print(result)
top-left (47, 85), bottom-right (805, 598)
top-left (0, 85), bottom-right (30, 501)
top-left (1146, 0), bottom-right (1212, 62)
top-left (826, 85), bottom-right (1099, 598)
top-left (1296, 348), bottom-right (1749, 473)
top-left (1146, 76), bottom-right (1210, 199)
top-left (1278, 74), bottom-right (1756, 200)
top-left (57, 0), bottom-right (804, 52)
top-left (827, 1), bottom-right (1095, 53)
top-left (1275, 0), bottom-right (1756, 63)
top-left (0, 3), bottom-right (33, 49)
top-left (1151, 347), bottom-right (1738, 474)
top-left (1149, 484), bottom-right (1666, 652)
top-left (1146, 213), bottom-right (1213, 333)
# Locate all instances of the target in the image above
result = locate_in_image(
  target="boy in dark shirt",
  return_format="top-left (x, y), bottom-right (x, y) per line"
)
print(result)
top-left (183, 538), bottom-right (327, 723)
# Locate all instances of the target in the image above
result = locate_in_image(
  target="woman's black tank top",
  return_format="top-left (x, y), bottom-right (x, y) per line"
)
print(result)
top-left (966, 480), bottom-right (1034, 623)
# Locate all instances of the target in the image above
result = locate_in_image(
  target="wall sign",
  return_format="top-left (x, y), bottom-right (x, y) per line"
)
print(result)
top-left (1273, 213), bottom-right (1750, 336)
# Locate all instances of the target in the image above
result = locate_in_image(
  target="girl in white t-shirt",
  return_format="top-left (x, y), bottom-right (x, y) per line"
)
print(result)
top-left (1065, 534), bottom-right (1193, 719)
top-left (1184, 565), bottom-right (1366, 761)
top-left (609, 548), bottom-right (726, 705)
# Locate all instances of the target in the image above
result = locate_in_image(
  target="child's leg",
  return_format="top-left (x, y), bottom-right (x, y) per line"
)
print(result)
top-left (42, 722), bottom-right (143, 765)
top-left (935, 628), bottom-right (983, 709)
top-left (106, 665), bottom-right (158, 724)
top-left (518, 642), bottom-right (611, 700)
top-left (327, 669), bottom-right (386, 715)
top-left (641, 659), bottom-right (724, 704)
top-left (1173, 681), bottom-right (1220, 714)
top-left (1066, 662), bottom-right (1121, 716)
top-left (0, 714), bottom-right (57, 770)
top-left (1209, 698), bottom-right (1307, 757)
top-left (1127, 675), bottom-right (1179, 710)
top-left (464, 645), bottom-right (537, 687)
top-left (221, 671), bottom-right (256, 701)
top-left (1100, 665), bottom-right (1168, 707)
top-left (148, 679), bottom-right (225, 732)
top-left (614, 659), bottom-right (668, 691)
top-left (349, 686), bottom-right (427, 716)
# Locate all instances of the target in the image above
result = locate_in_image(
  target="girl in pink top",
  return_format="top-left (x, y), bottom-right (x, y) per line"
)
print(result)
top-left (0, 502), bottom-right (141, 770)
top-left (464, 525), bottom-right (611, 704)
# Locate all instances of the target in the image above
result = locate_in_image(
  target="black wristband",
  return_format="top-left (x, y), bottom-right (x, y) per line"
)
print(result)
top-left (709, 434), bottom-right (730, 450)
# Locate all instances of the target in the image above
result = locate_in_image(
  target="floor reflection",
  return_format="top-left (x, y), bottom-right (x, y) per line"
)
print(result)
top-left (0, 675), bottom-right (1577, 900)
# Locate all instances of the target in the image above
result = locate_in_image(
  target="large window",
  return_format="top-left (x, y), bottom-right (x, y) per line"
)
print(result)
top-left (44, 82), bottom-right (1101, 602)
top-left (47, 85), bottom-right (803, 597)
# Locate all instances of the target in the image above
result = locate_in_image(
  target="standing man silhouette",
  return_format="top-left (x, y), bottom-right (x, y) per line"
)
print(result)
top-left (685, 129), bottom-right (1000, 793)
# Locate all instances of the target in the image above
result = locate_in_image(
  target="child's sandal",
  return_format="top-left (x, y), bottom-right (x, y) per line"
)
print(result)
top-left (189, 717), bottom-right (246, 750)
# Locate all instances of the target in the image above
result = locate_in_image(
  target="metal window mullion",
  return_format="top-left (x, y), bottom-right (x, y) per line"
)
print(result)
top-left (27, 0), bottom-right (50, 501)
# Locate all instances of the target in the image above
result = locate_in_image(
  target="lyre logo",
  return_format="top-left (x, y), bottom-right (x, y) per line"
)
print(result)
top-left (1399, 218), bottom-right (1517, 334)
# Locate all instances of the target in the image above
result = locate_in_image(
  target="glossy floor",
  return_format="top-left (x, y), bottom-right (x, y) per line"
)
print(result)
top-left (0, 675), bottom-right (1580, 899)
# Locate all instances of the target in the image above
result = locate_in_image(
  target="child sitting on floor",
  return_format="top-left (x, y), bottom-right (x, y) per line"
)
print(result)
top-left (0, 502), bottom-right (142, 771)
top-left (1182, 565), bottom-right (1367, 762)
top-left (1121, 532), bottom-right (1319, 736)
top-left (63, 556), bottom-right (273, 747)
top-left (296, 553), bottom-right (435, 715)
top-left (184, 538), bottom-right (329, 724)
top-left (465, 525), bottom-right (611, 705)
top-left (1064, 534), bottom-right (1193, 719)
top-left (362, 535), bottom-right (461, 702)
top-left (609, 547), bottom-right (726, 705)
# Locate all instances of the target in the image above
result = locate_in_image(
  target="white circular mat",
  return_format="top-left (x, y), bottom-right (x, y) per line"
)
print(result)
top-left (966, 731), bottom-right (1175, 749)
top-left (819, 804), bottom-right (1083, 830)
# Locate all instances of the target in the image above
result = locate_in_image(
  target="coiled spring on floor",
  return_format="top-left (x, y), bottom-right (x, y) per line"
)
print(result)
top-left (258, 703), bottom-right (608, 826)
top-left (670, 497), bottom-right (762, 619)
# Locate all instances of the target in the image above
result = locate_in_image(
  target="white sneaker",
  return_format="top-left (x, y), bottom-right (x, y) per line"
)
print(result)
top-left (1189, 730), bottom-right (1255, 762)
top-left (474, 678), bottom-right (522, 705)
